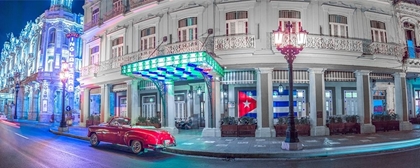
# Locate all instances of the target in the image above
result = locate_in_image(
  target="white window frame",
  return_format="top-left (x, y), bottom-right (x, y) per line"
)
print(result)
top-left (226, 19), bottom-right (248, 35)
top-left (90, 46), bottom-right (100, 65)
top-left (371, 27), bottom-right (387, 43)
top-left (329, 15), bottom-right (348, 38)
top-left (111, 37), bottom-right (124, 58)
top-left (278, 10), bottom-right (301, 33)
top-left (140, 27), bottom-right (156, 51)
top-left (91, 6), bottom-right (99, 23)
top-left (178, 17), bottom-right (197, 42)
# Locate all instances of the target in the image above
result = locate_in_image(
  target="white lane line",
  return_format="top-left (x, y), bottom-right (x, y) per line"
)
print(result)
top-left (15, 133), bottom-right (29, 139)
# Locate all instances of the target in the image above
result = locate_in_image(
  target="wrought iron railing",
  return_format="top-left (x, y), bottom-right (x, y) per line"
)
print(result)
top-left (81, 64), bottom-right (99, 77)
top-left (304, 35), bottom-right (364, 52)
top-left (103, 7), bottom-right (124, 22)
top-left (369, 42), bottom-right (405, 57)
top-left (214, 34), bottom-right (255, 51)
top-left (130, 0), bottom-right (160, 9)
top-left (164, 40), bottom-right (203, 55)
top-left (84, 19), bottom-right (101, 31)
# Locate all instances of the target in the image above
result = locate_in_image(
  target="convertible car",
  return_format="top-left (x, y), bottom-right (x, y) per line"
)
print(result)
top-left (88, 117), bottom-right (176, 154)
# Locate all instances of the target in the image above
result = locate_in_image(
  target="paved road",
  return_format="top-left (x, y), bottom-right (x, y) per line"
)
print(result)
top-left (1, 120), bottom-right (419, 168)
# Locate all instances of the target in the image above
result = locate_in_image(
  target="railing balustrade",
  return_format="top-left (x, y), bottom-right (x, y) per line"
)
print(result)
top-left (214, 34), bottom-right (256, 51)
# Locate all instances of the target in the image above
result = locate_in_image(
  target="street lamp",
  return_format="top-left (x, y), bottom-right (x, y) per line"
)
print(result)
top-left (59, 62), bottom-right (70, 131)
top-left (13, 72), bottom-right (20, 120)
top-left (273, 21), bottom-right (307, 150)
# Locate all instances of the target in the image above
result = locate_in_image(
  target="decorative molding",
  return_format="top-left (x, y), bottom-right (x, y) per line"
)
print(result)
top-left (321, 4), bottom-right (356, 16)
top-left (170, 5), bottom-right (205, 20)
top-left (364, 11), bottom-right (392, 22)
top-left (107, 26), bottom-right (127, 38)
top-left (134, 16), bottom-right (160, 30)
top-left (217, 1), bottom-right (257, 12)
top-left (269, 1), bottom-right (309, 11)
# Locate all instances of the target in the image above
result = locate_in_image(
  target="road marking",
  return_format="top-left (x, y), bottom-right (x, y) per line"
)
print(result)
top-left (15, 133), bottom-right (28, 139)
top-left (216, 144), bottom-right (228, 147)
top-left (338, 138), bottom-right (348, 141)
top-left (181, 143), bottom-right (194, 145)
top-left (254, 145), bottom-right (266, 147)
top-left (256, 139), bottom-right (266, 141)
top-left (238, 142), bottom-right (248, 144)
top-left (305, 140), bottom-right (318, 143)
top-left (204, 141), bottom-right (215, 143)
top-left (366, 137), bottom-right (377, 139)
top-left (360, 140), bottom-right (372, 142)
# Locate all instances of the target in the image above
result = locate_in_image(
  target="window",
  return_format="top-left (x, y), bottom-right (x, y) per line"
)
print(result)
top-left (178, 17), bottom-right (197, 42)
top-left (226, 11), bottom-right (248, 35)
top-left (49, 29), bottom-right (56, 44)
top-left (140, 27), bottom-right (156, 50)
top-left (370, 20), bottom-right (387, 43)
top-left (90, 46), bottom-right (100, 65)
top-left (344, 90), bottom-right (357, 115)
top-left (63, 31), bottom-right (69, 46)
top-left (404, 22), bottom-right (417, 58)
top-left (111, 37), bottom-right (124, 58)
top-left (278, 10), bottom-right (301, 33)
top-left (329, 14), bottom-right (348, 38)
top-left (113, 0), bottom-right (123, 13)
top-left (91, 7), bottom-right (99, 23)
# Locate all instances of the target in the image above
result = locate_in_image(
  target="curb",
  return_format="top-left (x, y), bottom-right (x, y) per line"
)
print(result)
top-left (48, 128), bottom-right (420, 159)
top-left (49, 128), bottom-right (90, 141)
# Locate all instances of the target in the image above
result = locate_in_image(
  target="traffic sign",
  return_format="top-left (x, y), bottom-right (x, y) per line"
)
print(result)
top-left (66, 106), bottom-right (71, 111)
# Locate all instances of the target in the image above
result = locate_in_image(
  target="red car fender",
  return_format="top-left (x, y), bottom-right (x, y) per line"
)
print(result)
top-left (123, 130), bottom-right (153, 147)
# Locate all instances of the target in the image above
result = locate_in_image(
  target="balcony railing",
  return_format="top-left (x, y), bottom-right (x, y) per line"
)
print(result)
top-left (304, 35), bottom-right (364, 52)
top-left (130, 0), bottom-right (160, 9)
top-left (214, 34), bottom-right (255, 51)
top-left (369, 42), bottom-right (405, 57)
top-left (84, 19), bottom-right (101, 31)
top-left (81, 64), bottom-right (99, 77)
top-left (103, 7), bottom-right (124, 22)
top-left (165, 40), bottom-right (203, 55)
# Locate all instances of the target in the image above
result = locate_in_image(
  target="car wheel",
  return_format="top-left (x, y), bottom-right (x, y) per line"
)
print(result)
top-left (131, 140), bottom-right (143, 154)
top-left (90, 133), bottom-right (100, 147)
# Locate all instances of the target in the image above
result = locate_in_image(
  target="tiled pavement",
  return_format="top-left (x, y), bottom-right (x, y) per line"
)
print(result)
top-left (15, 120), bottom-right (420, 158)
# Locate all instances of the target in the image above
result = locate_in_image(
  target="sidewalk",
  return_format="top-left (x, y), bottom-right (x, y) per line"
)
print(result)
top-left (45, 123), bottom-right (420, 158)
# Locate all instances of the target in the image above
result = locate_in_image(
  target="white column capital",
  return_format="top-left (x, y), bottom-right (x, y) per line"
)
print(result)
top-left (308, 68), bottom-right (326, 74)
top-left (354, 70), bottom-right (371, 76)
top-left (393, 72), bottom-right (406, 78)
top-left (256, 68), bottom-right (273, 74)
top-left (125, 79), bottom-right (139, 85)
top-left (100, 84), bottom-right (111, 88)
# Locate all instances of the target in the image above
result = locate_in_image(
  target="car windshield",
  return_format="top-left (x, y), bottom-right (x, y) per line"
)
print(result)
top-left (110, 118), bottom-right (130, 126)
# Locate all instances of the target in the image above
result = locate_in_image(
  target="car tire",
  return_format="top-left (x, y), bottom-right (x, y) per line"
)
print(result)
top-left (131, 140), bottom-right (143, 154)
top-left (90, 133), bottom-right (100, 147)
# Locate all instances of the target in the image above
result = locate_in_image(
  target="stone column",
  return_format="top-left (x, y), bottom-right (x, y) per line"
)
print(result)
top-left (126, 80), bottom-right (139, 125)
top-left (308, 68), bottom-right (328, 136)
top-left (79, 88), bottom-right (90, 127)
top-left (355, 70), bottom-right (375, 133)
top-left (100, 84), bottom-right (111, 123)
top-left (202, 78), bottom-right (222, 137)
top-left (394, 72), bottom-right (412, 130)
top-left (255, 68), bottom-right (275, 137)
top-left (162, 81), bottom-right (178, 135)
top-left (29, 86), bottom-right (34, 120)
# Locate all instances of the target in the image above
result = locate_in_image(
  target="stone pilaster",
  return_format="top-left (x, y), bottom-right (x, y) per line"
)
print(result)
top-left (79, 88), bottom-right (90, 127)
top-left (126, 80), bottom-right (139, 124)
top-left (355, 70), bottom-right (375, 133)
top-left (100, 84), bottom-right (111, 123)
top-left (162, 81), bottom-right (178, 135)
top-left (203, 77), bottom-right (222, 137)
top-left (308, 68), bottom-right (328, 136)
top-left (394, 72), bottom-right (412, 131)
top-left (255, 68), bottom-right (275, 137)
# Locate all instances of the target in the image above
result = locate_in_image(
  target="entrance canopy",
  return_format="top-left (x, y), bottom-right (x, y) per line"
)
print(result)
top-left (121, 51), bottom-right (224, 81)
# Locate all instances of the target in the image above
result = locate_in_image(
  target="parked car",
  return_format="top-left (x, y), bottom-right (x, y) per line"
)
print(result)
top-left (87, 117), bottom-right (176, 154)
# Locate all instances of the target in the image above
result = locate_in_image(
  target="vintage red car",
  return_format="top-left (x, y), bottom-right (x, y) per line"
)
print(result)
top-left (88, 117), bottom-right (176, 154)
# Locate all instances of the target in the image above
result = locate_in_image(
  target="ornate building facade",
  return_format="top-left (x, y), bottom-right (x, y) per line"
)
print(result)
top-left (79, 0), bottom-right (420, 137)
top-left (0, 0), bottom-right (84, 123)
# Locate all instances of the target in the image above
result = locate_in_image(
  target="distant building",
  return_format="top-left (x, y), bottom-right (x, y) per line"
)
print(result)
top-left (0, 0), bottom-right (83, 123)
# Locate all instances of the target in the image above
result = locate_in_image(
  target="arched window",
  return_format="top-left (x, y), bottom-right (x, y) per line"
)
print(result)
top-left (404, 22), bottom-right (417, 58)
top-left (49, 29), bottom-right (56, 44)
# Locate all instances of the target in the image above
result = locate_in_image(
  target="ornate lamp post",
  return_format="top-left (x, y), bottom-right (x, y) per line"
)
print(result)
top-left (59, 62), bottom-right (70, 131)
top-left (13, 72), bottom-right (20, 120)
top-left (273, 21), bottom-right (307, 150)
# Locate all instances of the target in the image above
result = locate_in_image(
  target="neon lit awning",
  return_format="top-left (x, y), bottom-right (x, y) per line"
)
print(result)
top-left (121, 51), bottom-right (224, 81)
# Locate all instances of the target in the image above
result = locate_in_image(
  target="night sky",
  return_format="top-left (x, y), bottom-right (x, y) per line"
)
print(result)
top-left (0, 0), bottom-right (84, 48)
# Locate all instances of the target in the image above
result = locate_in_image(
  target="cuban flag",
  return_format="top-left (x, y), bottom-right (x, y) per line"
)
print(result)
top-left (238, 90), bottom-right (298, 118)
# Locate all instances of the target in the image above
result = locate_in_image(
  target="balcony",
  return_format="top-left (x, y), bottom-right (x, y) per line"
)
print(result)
top-left (81, 64), bottom-right (99, 77)
top-left (214, 34), bottom-right (256, 51)
top-left (103, 7), bottom-right (124, 22)
top-left (84, 19), bottom-right (102, 31)
top-left (305, 35), bottom-right (364, 52)
top-left (165, 40), bottom-right (203, 55)
top-left (100, 50), bottom-right (157, 71)
top-left (369, 42), bottom-right (405, 57)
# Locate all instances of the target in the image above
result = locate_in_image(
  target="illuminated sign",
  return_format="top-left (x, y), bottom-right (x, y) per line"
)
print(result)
top-left (66, 32), bottom-right (79, 92)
